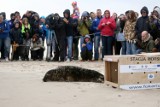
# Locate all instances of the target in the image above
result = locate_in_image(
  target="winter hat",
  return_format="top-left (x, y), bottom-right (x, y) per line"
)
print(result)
top-left (141, 6), bottom-right (149, 14)
top-left (154, 6), bottom-right (160, 16)
top-left (40, 16), bottom-right (46, 19)
top-left (84, 35), bottom-right (90, 39)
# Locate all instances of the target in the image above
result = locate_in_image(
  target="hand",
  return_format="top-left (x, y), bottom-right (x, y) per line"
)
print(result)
top-left (101, 23), bottom-right (105, 26)
top-left (82, 44), bottom-right (86, 47)
top-left (106, 21), bottom-right (111, 25)
top-left (96, 27), bottom-right (99, 30)
top-left (46, 24), bottom-right (49, 28)
top-left (152, 15), bottom-right (158, 19)
top-left (63, 18), bottom-right (69, 24)
top-left (39, 25), bottom-right (43, 29)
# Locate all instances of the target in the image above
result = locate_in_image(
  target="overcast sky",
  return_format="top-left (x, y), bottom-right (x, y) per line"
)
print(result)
top-left (1, 0), bottom-right (160, 19)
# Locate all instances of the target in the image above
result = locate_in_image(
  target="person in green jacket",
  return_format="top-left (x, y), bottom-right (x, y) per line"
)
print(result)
top-left (136, 31), bottom-right (155, 54)
top-left (77, 11), bottom-right (91, 50)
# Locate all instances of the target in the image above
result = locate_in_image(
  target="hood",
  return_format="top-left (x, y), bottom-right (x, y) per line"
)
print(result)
top-left (84, 35), bottom-right (90, 39)
top-left (141, 6), bottom-right (149, 15)
top-left (81, 11), bottom-right (89, 17)
top-left (154, 6), bottom-right (160, 17)
top-left (63, 9), bottom-right (70, 18)
top-left (104, 10), bottom-right (110, 18)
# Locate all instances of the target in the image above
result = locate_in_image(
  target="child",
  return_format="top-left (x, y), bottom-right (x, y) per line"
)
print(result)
top-left (10, 21), bottom-right (23, 61)
top-left (21, 18), bottom-right (31, 61)
top-left (30, 34), bottom-right (44, 61)
top-left (81, 35), bottom-right (93, 61)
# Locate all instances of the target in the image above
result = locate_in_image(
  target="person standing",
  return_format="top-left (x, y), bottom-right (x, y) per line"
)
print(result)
top-left (150, 6), bottom-right (160, 41)
top-left (63, 9), bottom-right (76, 61)
top-left (78, 11), bottom-right (91, 50)
top-left (91, 9), bottom-right (103, 60)
top-left (51, 13), bottom-right (66, 62)
top-left (115, 14), bottom-right (127, 55)
top-left (0, 15), bottom-right (10, 61)
top-left (135, 6), bottom-right (151, 41)
top-left (98, 10), bottom-right (116, 58)
top-left (123, 10), bottom-right (137, 55)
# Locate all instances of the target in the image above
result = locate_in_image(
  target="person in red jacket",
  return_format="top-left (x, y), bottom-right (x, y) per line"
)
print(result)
top-left (98, 10), bottom-right (116, 58)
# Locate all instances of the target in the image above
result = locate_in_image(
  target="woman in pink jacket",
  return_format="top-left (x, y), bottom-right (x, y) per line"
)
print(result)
top-left (98, 10), bottom-right (116, 58)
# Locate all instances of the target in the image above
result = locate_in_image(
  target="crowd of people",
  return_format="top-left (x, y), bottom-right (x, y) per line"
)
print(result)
top-left (0, 1), bottom-right (160, 62)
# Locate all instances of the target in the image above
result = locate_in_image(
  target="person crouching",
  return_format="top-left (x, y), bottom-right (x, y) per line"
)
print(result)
top-left (81, 35), bottom-right (93, 61)
top-left (30, 34), bottom-right (44, 61)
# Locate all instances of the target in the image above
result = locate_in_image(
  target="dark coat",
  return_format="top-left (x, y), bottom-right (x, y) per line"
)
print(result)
top-left (63, 9), bottom-right (77, 37)
top-left (135, 7), bottom-right (151, 40)
top-left (10, 28), bottom-right (23, 44)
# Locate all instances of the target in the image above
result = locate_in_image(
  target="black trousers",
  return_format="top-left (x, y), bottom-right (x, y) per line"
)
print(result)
top-left (31, 48), bottom-right (44, 60)
top-left (73, 37), bottom-right (79, 60)
top-left (53, 36), bottom-right (66, 61)
top-left (12, 46), bottom-right (23, 60)
top-left (81, 47), bottom-right (93, 61)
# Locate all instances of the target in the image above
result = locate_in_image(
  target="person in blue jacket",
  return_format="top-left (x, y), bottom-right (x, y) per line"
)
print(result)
top-left (0, 14), bottom-right (10, 61)
top-left (91, 9), bottom-right (103, 61)
top-left (81, 35), bottom-right (93, 61)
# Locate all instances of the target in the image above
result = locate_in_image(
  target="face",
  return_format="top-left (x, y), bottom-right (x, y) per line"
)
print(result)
top-left (34, 16), bottom-right (39, 21)
top-left (141, 11), bottom-right (147, 17)
top-left (11, 15), bottom-right (15, 20)
top-left (90, 13), bottom-right (96, 19)
top-left (153, 10), bottom-right (158, 17)
top-left (85, 38), bottom-right (90, 42)
top-left (64, 13), bottom-right (69, 18)
top-left (15, 23), bottom-right (19, 28)
top-left (141, 31), bottom-right (148, 41)
top-left (97, 10), bottom-right (102, 17)
top-left (27, 12), bottom-right (31, 17)
top-left (104, 11), bottom-right (110, 18)
top-left (24, 20), bottom-right (28, 25)
top-left (72, 4), bottom-right (76, 8)
top-left (0, 17), bottom-right (3, 23)
top-left (40, 18), bottom-right (45, 23)
top-left (112, 13), bottom-right (117, 19)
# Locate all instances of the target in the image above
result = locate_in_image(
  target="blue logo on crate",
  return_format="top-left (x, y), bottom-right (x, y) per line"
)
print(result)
top-left (157, 65), bottom-right (160, 67)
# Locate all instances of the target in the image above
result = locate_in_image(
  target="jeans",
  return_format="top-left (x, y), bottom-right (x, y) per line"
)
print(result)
top-left (0, 37), bottom-right (11, 58)
top-left (66, 36), bottom-right (73, 59)
top-left (102, 36), bottom-right (113, 58)
top-left (94, 35), bottom-right (100, 60)
top-left (126, 41), bottom-right (137, 55)
top-left (136, 49), bottom-right (143, 54)
top-left (121, 41), bottom-right (126, 55)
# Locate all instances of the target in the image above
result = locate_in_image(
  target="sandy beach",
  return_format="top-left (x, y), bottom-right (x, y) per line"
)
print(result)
top-left (0, 61), bottom-right (160, 107)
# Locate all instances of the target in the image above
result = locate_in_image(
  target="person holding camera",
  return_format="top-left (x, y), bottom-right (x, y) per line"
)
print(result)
top-left (0, 14), bottom-right (10, 61)
top-left (78, 11), bottom-right (92, 50)
top-left (98, 10), bottom-right (116, 58)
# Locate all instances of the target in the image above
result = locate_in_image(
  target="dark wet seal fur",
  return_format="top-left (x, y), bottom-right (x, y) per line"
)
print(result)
top-left (43, 66), bottom-right (104, 83)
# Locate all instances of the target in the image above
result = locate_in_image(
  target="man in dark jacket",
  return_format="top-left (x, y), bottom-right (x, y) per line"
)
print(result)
top-left (135, 6), bottom-right (151, 41)
top-left (63, 9), bottom-right (76, 61)
top-left (51, 13), bottom-right (66, 62)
